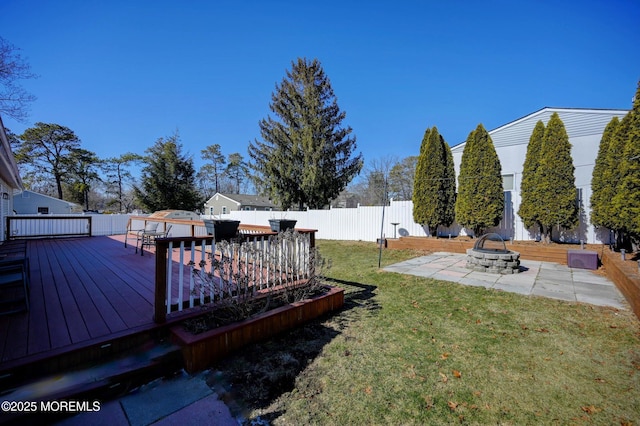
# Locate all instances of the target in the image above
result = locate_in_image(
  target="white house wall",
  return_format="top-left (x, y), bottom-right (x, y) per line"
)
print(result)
top-left (0, 179), bottom-right (13, 241)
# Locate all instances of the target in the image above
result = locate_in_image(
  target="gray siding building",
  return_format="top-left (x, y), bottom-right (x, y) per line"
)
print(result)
top-left (13, 190), bottom-right (82, 215)
top-left (449, 107), bottom-right (628, 243)
top-left (203, 193), bottom-right (277, 216)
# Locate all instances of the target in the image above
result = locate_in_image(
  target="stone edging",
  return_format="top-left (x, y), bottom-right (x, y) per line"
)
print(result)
top-left (465, 249), bottom-right (521, 274)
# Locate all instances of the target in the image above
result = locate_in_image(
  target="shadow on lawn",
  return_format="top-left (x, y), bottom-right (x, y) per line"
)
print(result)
top-left (206, 279), bottom-right (378, 423)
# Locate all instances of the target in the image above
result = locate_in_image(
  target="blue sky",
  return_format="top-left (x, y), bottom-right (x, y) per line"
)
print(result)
top-left (1, 0), bottom-right (639, 177)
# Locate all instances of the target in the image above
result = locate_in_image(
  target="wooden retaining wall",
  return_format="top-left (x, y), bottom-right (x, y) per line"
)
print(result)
top-left (601, 251), bottom-right (640, 320)
top-left (387, 236), bottom-right (606, 265)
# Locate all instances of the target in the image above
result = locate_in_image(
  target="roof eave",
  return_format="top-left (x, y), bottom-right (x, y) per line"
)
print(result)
top-left (0, 115), bottom-right (22, 190)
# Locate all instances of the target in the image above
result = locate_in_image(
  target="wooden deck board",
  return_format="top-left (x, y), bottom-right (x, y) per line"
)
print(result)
top-left (64, 237), bottom-right (155, 328)
top-left (73, 238), bottom-right (157, 304)
top-left (33, 240), bottom-right (72, 351)
top-left (26, 240), bottom-right (53, 356)
top-left (0, 236), bottom-right (160, 366)
top-left (26, 241), bottom-right (51, 356)
top-left (54, 240), bottom-right (116, 337)
top-left (49, 242), bottom-right (91, 344)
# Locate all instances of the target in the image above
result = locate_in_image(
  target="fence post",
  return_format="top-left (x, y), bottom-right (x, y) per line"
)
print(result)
top-left (154, 240), bottom-right (168, 323)
top-left (309, 230), bottom-right (316, 278)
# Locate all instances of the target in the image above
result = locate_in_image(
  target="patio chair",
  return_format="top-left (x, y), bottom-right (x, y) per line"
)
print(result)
top-left (137, 224), bottom-right (172, 256)
top-left (0, 259), bottom-right (30, 315)
top-left (134, 222), bottom-right (159, 254)
top-left (124, 220), bottom-right (153, 248)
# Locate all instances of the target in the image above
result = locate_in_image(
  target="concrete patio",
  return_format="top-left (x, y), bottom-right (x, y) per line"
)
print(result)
top-left (384, 252), bottom-right (628, 309)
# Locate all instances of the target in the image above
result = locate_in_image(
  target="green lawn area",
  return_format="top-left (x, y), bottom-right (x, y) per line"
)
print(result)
top-left (212, 240), bottom-right (640, 425)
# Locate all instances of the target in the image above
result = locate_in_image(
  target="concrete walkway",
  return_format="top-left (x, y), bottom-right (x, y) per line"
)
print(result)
top-left (384, 252), bottom-right (628, 309)
top-left (56, 371), bottom-right (239, 426)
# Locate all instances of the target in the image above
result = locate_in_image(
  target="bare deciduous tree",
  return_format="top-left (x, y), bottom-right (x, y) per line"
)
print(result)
top-left (0, 37), bottom-right (37, 122)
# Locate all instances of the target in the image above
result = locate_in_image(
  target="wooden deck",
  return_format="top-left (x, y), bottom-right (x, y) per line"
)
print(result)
top-left (0, 235), bottom-right (187, 383)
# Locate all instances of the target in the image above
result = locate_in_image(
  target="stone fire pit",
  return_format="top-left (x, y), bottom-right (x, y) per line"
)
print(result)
top-left (466, 233), bottom-right (520, 274)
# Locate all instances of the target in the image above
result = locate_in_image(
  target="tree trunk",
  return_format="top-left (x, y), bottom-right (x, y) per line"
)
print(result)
top-left (536, 221), bottom-right (543, 242)
top-left (55, 173), bottom-right (64, 200)
top-left (615, 230), bottom-right (632, 252)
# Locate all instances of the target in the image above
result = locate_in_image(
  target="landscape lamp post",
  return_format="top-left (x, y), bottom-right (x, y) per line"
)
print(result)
top-left (391, 222), bottom-right (399, 239)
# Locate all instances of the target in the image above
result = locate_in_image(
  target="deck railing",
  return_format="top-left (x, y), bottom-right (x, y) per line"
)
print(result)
top-left (6, 215), bottom-right (92, 239)
top-left (125, 216), bottom-right (290, 239)
top-left (153, 229), bottom-right (316, 323)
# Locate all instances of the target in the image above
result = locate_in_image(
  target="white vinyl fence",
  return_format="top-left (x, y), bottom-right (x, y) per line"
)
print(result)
top-left (211, 198), bottom-right (603, 244)
top-left (8, 204), bottom-right (425, 241)
top-left (7, 198), bottom-right (605, 244)
top-left (209, 200), bottom-right (430, 242)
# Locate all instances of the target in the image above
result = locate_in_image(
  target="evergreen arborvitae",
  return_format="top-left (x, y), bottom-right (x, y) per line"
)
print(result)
top-left (134, 133), bottom-right (202, 212)
top-left (518, 120), bottom-right (545, 233)
top-left (590, 117), bottom-right (620, 229)
top-left (455, 124), bottom-right (504, 237)
top-left (612, 81), bottom-right (640, 239)
top-left (412, 126), bottom-right (456, 236)
top-left (607, 113), bottom-right (633, 248)
top-left (248, 57), bottom-right (363, 210)
top-left (536, 112), bottom-right (578, 241)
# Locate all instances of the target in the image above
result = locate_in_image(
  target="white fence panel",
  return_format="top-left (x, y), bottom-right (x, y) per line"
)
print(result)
top-left (89, 214), bottom-right (132, 236)
top-left (8, 215), bottom-right (90, 238)
top-left (206, 200), bottom-right (431, 242)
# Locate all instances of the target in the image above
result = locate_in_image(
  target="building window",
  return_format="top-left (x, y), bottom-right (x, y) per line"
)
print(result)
top-left (37, 207), bottom-right (49, 214)
top-left (502, 174), bottom-right (514, 191)
top-left (576, 188), bottom-right (583, 208)
top-left (209, 207), bottom-right (213, 215)
top-left (222, 206), bottom-right (227, 214)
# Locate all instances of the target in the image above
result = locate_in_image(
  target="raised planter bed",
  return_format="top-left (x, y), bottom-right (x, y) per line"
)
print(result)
top-left (170, 286), bottom-right (345, 373)
top-left (203, 219), bottom-right (241, 242)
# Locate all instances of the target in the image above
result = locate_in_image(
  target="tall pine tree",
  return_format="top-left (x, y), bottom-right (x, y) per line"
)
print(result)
top-left (16, 123), bottom-right (81, 200)
top-left (200, 144), bottom-right (226, 195)
top-left (134, 132), bottom-right (202, 212)
top-left (412, 126), bottom-right (456, 236)
top-left (536, 112), bottom-right (578, 241)
top-left (455, 124), bottom-right (504, 237)
top-left (248, 58), bottom-right (362, 210)
top-left (65, 148), bottom-right (101, 210)
top-left (590, 117), bottom-right (620, 230)
top-left (517, 120), bottom-right (545, 235)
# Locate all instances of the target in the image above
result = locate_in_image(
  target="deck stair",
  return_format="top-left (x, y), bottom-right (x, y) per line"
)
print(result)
top-left (0, 340), bottom-right (182, 425)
